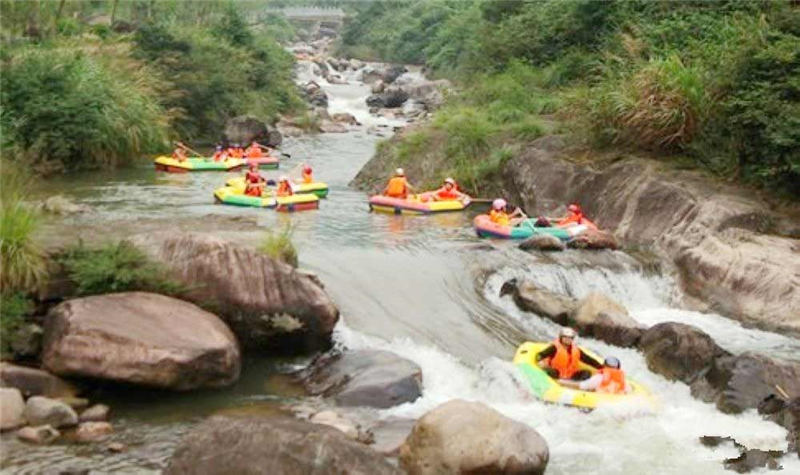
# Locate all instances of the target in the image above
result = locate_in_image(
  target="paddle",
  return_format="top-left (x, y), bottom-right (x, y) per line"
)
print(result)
top-left (174, 141), bottom-right (205, 159)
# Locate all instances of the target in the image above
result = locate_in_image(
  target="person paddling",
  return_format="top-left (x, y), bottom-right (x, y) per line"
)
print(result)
top-left (212, 145), bottom-right (227, 162)
top-left (244, 162), bottom-right (265, 197)
top-left (276, 175), bottom-right (294, 197)
top-left (557, 203), bottom-right (597, 230)
top-left (245, 141), bottom-right (265, 159)
top-left (172, 142), bottom-right (189, 162)
top-left (561, 356), bottom-right (631, 394)
top-left (489, 199), bottom-right (525, 227)
top-left (536, 327), bottom-right (602, 381)
top-left (383, 168), bottom-right (415, 199)
top-left (433, 177), bottom-right (467, 201)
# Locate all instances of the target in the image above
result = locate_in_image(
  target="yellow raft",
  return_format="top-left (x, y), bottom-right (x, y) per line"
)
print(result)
top-left (513, 342), bottom-right (656, 410)
top-left (213, 186), bottom-right (319, 212)
top-left (154, 156), bottom-right (244, 172)
top-left (226, 176), bottom-right (329, 198)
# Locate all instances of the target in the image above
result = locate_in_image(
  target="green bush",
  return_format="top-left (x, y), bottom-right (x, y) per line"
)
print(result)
top-left (0, 292), bottom-right (34, 358)
top-left (0, 167), bottom-right (46, 293)
top-left (259, 224), bottom-right (298, 268)
top-left (58, 241), bottom-right (185, 296)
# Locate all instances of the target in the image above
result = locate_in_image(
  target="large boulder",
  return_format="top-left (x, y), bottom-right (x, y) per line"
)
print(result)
top-left (709, 353), bottom-right (800, 414)
top-left (23, 396), bottom-right (78, 428)
top-left (133, 234), bottom-right (340, 355)
top-left (382, 64), bottom-right (408, 84)
top-left (299, 350), bottom-right (422, 408)
top-left (303, 80), bottom-right (329, 108)
top-left (0, 363), bottom-right (79, 399)
top-left (399, 400), bottom-right (549, 475)
top-left (566, 229), bottom-right (620, 250)
top-left (42, 292), bottom-right (240, 390)
top-left (223, 115), bottom-right (270, 146)
top-left (569, 292), bottom-right (644, 347)
top-left (639, 322), bottom-right (729, 383)
top-left (366, 87), bottom-right (409, 109)
top-left (165, 415), bottom-right (402, 475)
top-left (519, 234), bottom-right (565, 252)
top-left (499, 278), bottom-right (575, 325)
top-left (1, 388), bottom-right (26, 431)
top-left (75, 421), bottom-right (113, 442)
top-left (759, 396), bottom-right (800, 456)
top-left (404, 79), bottom-right (451, 110)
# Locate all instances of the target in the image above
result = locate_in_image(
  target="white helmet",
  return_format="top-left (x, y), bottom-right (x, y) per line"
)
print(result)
top-left (444, 177), bottom-right (456, 185)
top-left (395, 168), bottom-right (405, 176)
top-left (492, 198), bottom-right (507, 210)
top-left (559, 327), bottom-right (577, 339)
top-left (279, 175), bottom-right (289, 182)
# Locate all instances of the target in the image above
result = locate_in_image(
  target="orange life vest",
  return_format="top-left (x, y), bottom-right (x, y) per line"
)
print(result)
top-left (597, 368), bottom-right (626, 394)
top-left (302, 171), bottom-right (313, 184)
top-left (277, 181), bottom-right (293, 197)
top-left (246, 145), bottom-right (263, 158)
top-left (212, 151), bottom-right (225, 162)
top-left (558, 212), bottom-right (598, 230)
top-left (548, 339), bottom-right (581, 379)
top-left (244, 171), bottom-right (263, 196)
top-left (385, 177), bottom-right (408, 198)
top-left (172, 148), bottom-right (187, 161)
top-left (436, 184), bottom-right (459, 200)
top-left (489, 209), bottom-right (510, 226)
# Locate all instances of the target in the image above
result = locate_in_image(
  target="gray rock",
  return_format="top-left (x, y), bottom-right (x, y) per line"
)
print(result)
top-left (704, 353), bottom-right (800, 414)
top-left (319, 121), bottom-right (348, 133)
top-left (24, 396), bottom-right (78, 428)
top-left (17, 425), bottom-right (59, 444)
top-left (299, 350), bottom-right (422, 408)
top-left (570, 292), bottom-right (644, 348)
top-left (382, 64), bottom-right (408, 84)
top-left (371, 79), bottom-right (385, 94)
top-left (519, 234), bottom-right (565, 251)
top-left (369, 417), bottom-right (416, 456)
top-left (165, 415), bottom-right (401, 475)
top-left (332, 112), bottom-right (359, 125)
top-left (42, 292), bottom-right (240, 390)
top-left (639, 322), bottom-right (729, 383)
top-left (223, 115), bottom-right (269, 147)
top-left (0, 388), bottom-right (26, 431)
top-left (400, 400), bottom-right (548, 475)
top-left (0, 363), bottom-right (79, 399)
top-left (80, 404), bottom-right (110, 422)
top-left (75, 421), bottom-right (113, 442)
top-left (499, 278), bottom-right (575, 325)
top-left (8, 323), bottom-right (43, 360)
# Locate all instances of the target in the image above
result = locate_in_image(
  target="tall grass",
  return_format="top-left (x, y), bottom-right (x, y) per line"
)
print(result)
top-left (0, 166), bottom-right (46, 293)
top-left (259, 224), bottom-right (298, 268)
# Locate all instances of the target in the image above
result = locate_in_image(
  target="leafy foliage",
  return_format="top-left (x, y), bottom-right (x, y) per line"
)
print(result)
top-left (0, 166), bottom-right (46, 293)
top-left (259, 224), bottom-right (298, 268)
top-left (0, 291), bottom-right (34, 358)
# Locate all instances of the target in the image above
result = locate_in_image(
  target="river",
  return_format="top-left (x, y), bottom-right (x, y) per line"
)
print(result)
top-left (3, 61), bottom-right (799, 474)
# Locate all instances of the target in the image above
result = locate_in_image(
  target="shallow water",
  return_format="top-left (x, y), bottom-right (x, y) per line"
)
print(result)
top-left (5, 64), bottom-right (800, 474)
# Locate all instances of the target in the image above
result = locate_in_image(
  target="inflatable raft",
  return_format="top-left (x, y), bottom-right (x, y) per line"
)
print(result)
top-left (368, 195), bottom-right (471, 215)
top-left (513, 342), bottom-right (655, 410)
top-left (213, 186), bottom-right (319, 212)
top-left (245, 155), bottom-right (279, 169)
top-left (474, 215), bottom-right (588, 240)
top-left (226, 177), bottom-right (328, 198)
top-left (154, 156), bottom-right (244, 173)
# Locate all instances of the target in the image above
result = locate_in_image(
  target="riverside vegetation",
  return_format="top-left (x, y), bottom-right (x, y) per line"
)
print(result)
top-left (338, 0), bottom-right (800, 198)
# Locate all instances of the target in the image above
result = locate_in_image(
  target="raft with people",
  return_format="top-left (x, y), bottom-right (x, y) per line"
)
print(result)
top-left (513, 341), bottom-right (656, 410)
top-left (154, 156), bottom-right (245, 173)
top-left (213, 185), bottom-right (319, 212)
top-left (370, 171), bottom-right (471, 215)
top-left (474, 201), bottom-right (597, 239)
top-left (225, 176), bottom-right (329, 199)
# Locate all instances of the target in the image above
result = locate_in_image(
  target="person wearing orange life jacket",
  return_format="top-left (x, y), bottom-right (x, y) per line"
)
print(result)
top-left (557, 203), bottom-right (598, 230)
top-left (535, 327), bottom-right (602, 381)
top-left (489, 199), bottom-right (525, 227)
top-left (276, 175), bottom-right (294, 197)
top-left (245, 141), bottom-right (264, 159)
top-left (561, 356), bottom-right (631, 394)
top-left (243, 162), bottom-right (265, 197)
top-left (212, 145), bottom-right (227, 162)
top-left (300, 165), bottom-right (314, 184)
top-left (433, 177), bottom-right (467, 201)
top-left (172, 142), bottom-right (188, 162)
top-left (383, 168), bottom-right (415, 199)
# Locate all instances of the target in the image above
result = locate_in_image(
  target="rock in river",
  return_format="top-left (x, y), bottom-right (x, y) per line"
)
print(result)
top-left (639, 322), bottom-right (729, 384)
top-left (23, 396), bottom-right (78, 428)
top-left (400, 399), bottom-right (549, 475)
top-left (299, 350), bottom-right (422, 408)
top-left (499, 278), bottom-right (575, 324)
top-left (165, 415), bottom-right (401, 475)
top-left (42, 292), bottom-right (240, 390)
top-left (0, 363), bottom-right (79, 399)
top-left (1, 388), bottom-right (26, 431)
top-left (134, 233), bottom-right (340, 355)
top-left (570, 292), bottom-right (644, 348)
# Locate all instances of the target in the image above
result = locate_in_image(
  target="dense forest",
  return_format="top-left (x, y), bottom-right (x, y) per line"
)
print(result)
top-left (338, 0), bottom-right (800, 197)
top-left (0, 0), bottom-right (301, 175)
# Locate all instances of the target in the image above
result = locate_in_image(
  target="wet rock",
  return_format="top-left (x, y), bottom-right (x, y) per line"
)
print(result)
top-left (366, 87), bottom-right (409, 109)
top-left (309, 410), bottom-right (367, 441)
top-left (132, 233), bottom-right (340, 355)
top-left (371, 79), bottom-right (385, 94)
top-left (75, 421), bottom-right (113, 442)
top-left (24, 396), bottom-right (78, 428)
top-left (58, 397), bottom-right (89, 411)
top-left (0, 388), bottom-right (26, 431)
top-left (369, 417), bottom-right (416, 456)
top-left (42, 292), bottom-right (240, 390)
top-left (708, 353), bottom-right (800, 414)
top-left (519, 234), bottom-right (565, 252)
top-left (724, 449), bottom-right (783, 473)
top-left (332, 112), bottom-right (360, 125)
top-left (37, 195), bottom-right (91, 215)
top-left (1, 363), bottom-right (79, 399)
top-left (566, 229), bottom-right (620, 250)
top-left (319, 121), bottom-right (348, 133)
top-left (400, 399), bottom-right (548, 475)
top-left (302, 80), bottom-right (328, 107)
top-left (382, 64), bottom-right (408, 84)
top-left (499, 278), bottom-right (575, 325)
top-left (223, 115), bottom-right (269, 146)
top-left (8, 323), bottom-right (43, 360)
top-left (107, 442), bottom-right (126, 453)
top-left (404, 79), bottom-right (450, 110)
top-left (759, 396), bottom-right (800, 456)
top-left (165, 415), bottom-right (401, 475)
top-left (361, 66), bottom-right (385, 85)
top-left (570, 292), bottom-right (644, 348)
top-left (17, 425), bottom-right (59, 444)
top-left (299, 350), bottom-right (422, 409)
top-left (80, 404), bottom-right (110, 422)
top-left (639, 322), bottom-right (729, 383)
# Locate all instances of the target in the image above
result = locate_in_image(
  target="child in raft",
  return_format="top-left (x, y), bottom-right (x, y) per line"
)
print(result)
top-left (276, 175), bottom-right (294, 197)
top-left (489, 199), bottom-right (526, 227)
top-left (243, 163), bottom-right (265, 197)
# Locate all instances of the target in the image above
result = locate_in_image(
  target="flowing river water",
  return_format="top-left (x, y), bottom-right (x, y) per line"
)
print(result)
top-left (3, 62), bottom-right (800, 474)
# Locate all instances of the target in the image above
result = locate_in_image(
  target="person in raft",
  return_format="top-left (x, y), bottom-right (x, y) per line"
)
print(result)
top-left (244, 162), bottom-right (265, 197)
top-left (557, 203), bottom-right (597, 230)
top-left (489, 199), bottom-right (526, 227)
top-left (432, 177), bottom-right (468, 201)
top-left (560, 356), bottom-right (631, 394)
top-left (245, 140), bottom-right (270, 159)
top-left (172, 142), bottom-right (189, 162)
top-left (536, 327), bottom-right (603, 381)
top-left (383, 168), bottom-right (415, 199)
top-left (276, 175), bottom-right (294, 197)
top-left (212, 145), bottom-right (227, 162)
top-left (299, 164), bottom-right (314, 184)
